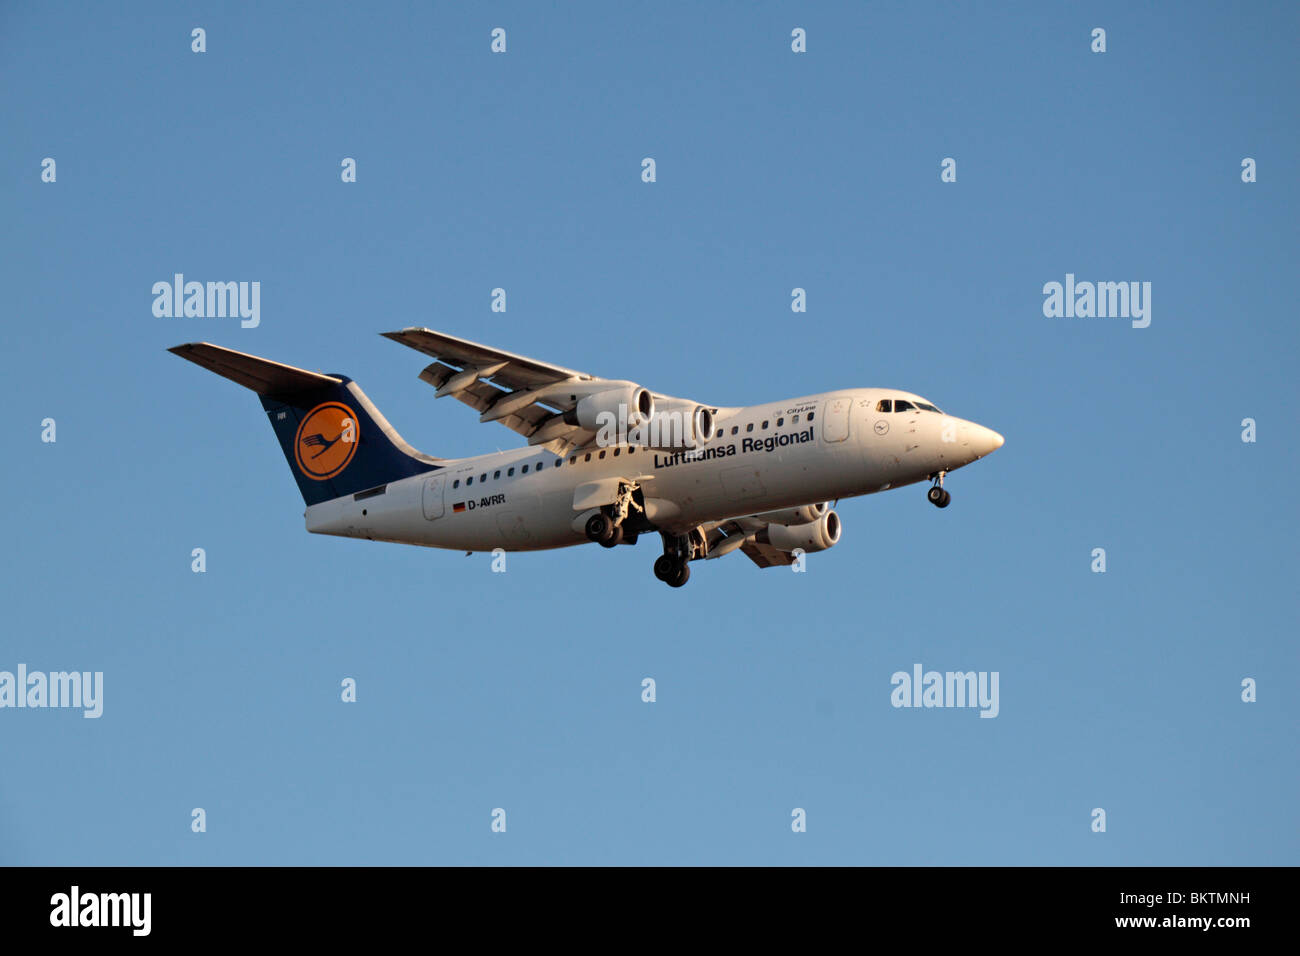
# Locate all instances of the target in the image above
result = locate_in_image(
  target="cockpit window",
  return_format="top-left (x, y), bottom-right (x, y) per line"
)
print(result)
top-left (875, 399), bottom-right (892, 412)
top-left (915, 402), bottom-right (942, 413)
top-left (894, 399), bottom-right (915, 412)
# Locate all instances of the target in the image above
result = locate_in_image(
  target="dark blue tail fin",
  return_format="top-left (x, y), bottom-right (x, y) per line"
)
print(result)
top-left (170, 342), bottom-right (441, 506)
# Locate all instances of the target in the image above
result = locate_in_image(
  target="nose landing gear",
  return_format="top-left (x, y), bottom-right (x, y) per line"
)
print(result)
top-left (927, 472), bottom-right (951, 509)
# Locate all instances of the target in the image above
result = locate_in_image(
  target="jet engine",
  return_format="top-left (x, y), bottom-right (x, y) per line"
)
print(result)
top-left (758, 510), bottom-right (842, 553)
top-left (644, 399), bottom-right (714, 450)
top-left (573, 386), bottom-right (655, 431)
top-left (750, 502), bottom-right (829, 527)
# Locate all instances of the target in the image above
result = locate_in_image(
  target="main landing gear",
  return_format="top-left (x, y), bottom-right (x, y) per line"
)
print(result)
top-left (582, 481), bottom-right (700, 587)
top-left (583, 480), bottom-right (644, 549)
top-left (652, 531), bottom-right (699, 588)
top-left (585, 512), bottom-right (623, 548)
top-left (927, 471), bottom-right (951, 509)
top-left (653, 553), bottom-right (690, 588)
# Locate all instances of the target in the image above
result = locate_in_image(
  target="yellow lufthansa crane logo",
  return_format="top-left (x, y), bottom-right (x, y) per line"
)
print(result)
top-left (294, 402), bottom-right (358, 480)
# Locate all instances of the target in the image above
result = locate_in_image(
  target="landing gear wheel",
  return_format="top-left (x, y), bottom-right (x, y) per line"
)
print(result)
top-left (585, 512), bottom-right (621, 546)
top-left (927, 485), bottom-right (945, 506)
top-left (655, 531), bottom-right (694, 587)
top-left (937, 489), bottom-right (951, 508)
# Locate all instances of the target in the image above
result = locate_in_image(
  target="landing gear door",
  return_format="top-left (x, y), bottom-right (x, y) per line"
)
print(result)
top-left (422, 474), bottom-right (445, 520)
top-left (822, 397), bottom-right (851, 443)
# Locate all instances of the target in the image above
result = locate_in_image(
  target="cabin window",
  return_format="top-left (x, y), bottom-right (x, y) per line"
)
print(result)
top-left (585, 453), bottom-right (592, 462)
top-left (522, 464), bottom-right (529, 474)
top-left (569, 456), bottom-right (577, 465)
top-left (777, 417), bottom-right (784, 427)
top-left (466, 476), bottom-right (473, 485)
top-left (536, 461), bottom-right (543, 470)
top-left (746, 423), bottom-right (754, 432)
top-left (731, 426), bottom-right (739, 435)
top-left (792, 415), bottom-right (799, 424)
top-left (761, 420), bottom-right (769, 429)
top-left (480, 473), bottom-right (487, 482)
top-left (554, 459), bottom-right (562, 467)
top-left (807, 412), bottom-right (815, 421)
top-left (628, 447), bottom-right (636, 454)
top-left (507, 467), bottom-right (514, 477)
top-left (453, 479), bottom-right (460, 488)
top-left (494, 470), bottom-right (501, 479)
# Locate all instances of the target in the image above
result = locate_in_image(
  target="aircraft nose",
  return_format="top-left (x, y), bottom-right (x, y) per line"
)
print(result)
top-left (976, 426), bottom-right (1004, 456)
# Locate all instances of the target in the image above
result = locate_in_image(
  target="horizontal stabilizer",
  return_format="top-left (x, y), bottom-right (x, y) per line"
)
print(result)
top-left (168, 342), bottom-right (341, 397)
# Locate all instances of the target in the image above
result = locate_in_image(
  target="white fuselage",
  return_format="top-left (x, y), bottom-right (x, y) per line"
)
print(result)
top-left (304, 388), bottom-right (1003, 551)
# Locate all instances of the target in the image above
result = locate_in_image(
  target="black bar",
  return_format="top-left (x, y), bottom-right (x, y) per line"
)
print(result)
top-left (0, 866), bottom-right (1281, 942)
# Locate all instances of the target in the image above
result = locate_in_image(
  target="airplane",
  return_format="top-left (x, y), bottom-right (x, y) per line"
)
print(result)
top-left (169, 328), bottom-right (1004, 587)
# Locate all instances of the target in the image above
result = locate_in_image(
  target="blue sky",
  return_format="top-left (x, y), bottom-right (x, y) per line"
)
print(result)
top-left (2, 0), bottom-right (1296, 865)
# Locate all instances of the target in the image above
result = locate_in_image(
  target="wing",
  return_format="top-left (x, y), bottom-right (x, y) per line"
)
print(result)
top-left (701, 518), bottom-right (801, 569)
top-left (382, 327), bottom-right (715, 456)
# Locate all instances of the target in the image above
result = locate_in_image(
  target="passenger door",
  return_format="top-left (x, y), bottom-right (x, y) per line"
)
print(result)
top-left (822, 397), bottom-right (851, 443)
top-left (422, 474), bottom-right (445, 520)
